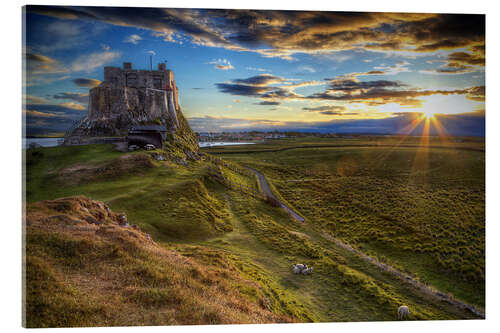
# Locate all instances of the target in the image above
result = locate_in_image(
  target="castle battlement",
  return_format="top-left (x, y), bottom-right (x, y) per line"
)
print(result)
top-left (103, 62), bottom-right (179, 109)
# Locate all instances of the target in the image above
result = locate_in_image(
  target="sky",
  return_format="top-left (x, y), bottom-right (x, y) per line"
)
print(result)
top-left (23, 6), bottom-right (485, 136)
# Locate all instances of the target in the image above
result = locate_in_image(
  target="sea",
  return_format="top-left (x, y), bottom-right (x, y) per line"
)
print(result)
top-left (23, 138), bottom-right (64, 149)
top-left (198, 142), bottom-right (255, 148)
top-left (23, 138), bottom-right (255, 149)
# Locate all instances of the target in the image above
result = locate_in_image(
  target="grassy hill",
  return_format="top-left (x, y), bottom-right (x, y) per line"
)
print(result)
top-left (24, 140), bottom-right (484, 327)
top-left (214, 138), bottom-right (485, 308)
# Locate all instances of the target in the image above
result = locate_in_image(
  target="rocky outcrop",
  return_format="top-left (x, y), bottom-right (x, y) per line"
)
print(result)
top-left (72, 84), bottom-right (180, 137)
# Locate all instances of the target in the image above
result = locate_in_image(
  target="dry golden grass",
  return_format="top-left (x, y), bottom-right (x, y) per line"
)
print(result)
top-left (25, 196), bottom-right (294, 327)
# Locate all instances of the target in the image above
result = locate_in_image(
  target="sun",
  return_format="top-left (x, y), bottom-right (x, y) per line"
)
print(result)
top-left (421, 109), bottom-right (437, 119)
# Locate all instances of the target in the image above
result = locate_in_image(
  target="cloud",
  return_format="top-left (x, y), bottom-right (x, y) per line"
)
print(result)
top-left (307, 78), bottom-right (476, 107)
top-left (208, 58), bottom-right (234, 70)
top-left (24, 109), bottom-right (59, 118)
top-left (71, 51), bottom-right (121, 72)
top-left (215, 74), bottom-right (290, 97)
top-left (303, 105), bottom-right (345, 112)
top-left (27, 6), bottom-right (484, 59)
top-left (246, 66), bottom-right (269, 72)
top-left (24, 51), bottom-right (68, 75)
top-left (25, 52), bottom-right (56, 64)
top-left (233, 74), bottom-right (286, 86)
top-left (298, 65), bottom-right (316, 73)
top-left (25, 103), bottom-right (87, 114)
top-left (255, 101), bottom-right (281, 106)
top-left (24, 51), bottom-right (70, 86)
top-left (215, 83), bottom-right (273, 97)
top-left (124, 34), bottom-right (142, 44)
top-left (53, 92), bottom-right (89, 103)
top-left (72, 78), bottom-right (102, 88)
top-left (302, 105), bottom-right (360, 116)
top-left (420, 47), bottom-right (485, 75)
top-left (24, 95), bottom-right (49, 104)
top-left (59, 102), bottom-right (86, 111)
top-left (216, 73), bottom-right (483, 109)
top-left (465, 86), bottom-right (485, 102)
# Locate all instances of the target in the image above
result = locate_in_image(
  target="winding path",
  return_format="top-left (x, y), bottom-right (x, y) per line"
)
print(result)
top-left (246, 165), bottom-right (484, 319)
top-left (247, 167), bottom-right (304, 222)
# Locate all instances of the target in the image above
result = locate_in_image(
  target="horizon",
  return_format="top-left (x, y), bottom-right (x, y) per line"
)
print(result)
top-left (23, 6), bottom-right (485, 137)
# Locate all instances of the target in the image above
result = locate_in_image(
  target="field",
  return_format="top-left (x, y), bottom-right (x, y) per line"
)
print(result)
top-left (24, 136), bottom-right (485, 326)
top-left (210, 136), bottom-right (485, 308)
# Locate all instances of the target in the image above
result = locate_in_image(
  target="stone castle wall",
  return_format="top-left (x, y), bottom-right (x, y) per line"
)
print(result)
top-left (103, 62), bottom-right (178, 109)
top-left (64, 61), bottom-right (196, 145)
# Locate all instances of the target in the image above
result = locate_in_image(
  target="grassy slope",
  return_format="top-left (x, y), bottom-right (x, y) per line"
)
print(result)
top-left (25, 197), bottom-right (295, 327)
top-left (24, 141), bottom-right (483, 326)
top-left (216, 141), bottom-right (485, 309)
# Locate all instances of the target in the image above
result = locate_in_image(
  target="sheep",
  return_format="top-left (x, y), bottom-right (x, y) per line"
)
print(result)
top-left (302, 267), bottom-right (313, 275)
top-left (397, 305), bottom-right (410, 320)
top-left (292, 264), bottom-right (313, 275)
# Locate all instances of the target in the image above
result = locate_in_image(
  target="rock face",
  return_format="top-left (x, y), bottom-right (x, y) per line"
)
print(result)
top-left (64, 62), bottom-right (198, 154)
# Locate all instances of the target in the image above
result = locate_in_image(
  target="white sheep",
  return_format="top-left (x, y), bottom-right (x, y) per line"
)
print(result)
top-left (301, 267), bottom-right (313, 275)
top-left (292, 264), bottom-right (313, 275)
top-left (398, 305), bottom-right (410, 320)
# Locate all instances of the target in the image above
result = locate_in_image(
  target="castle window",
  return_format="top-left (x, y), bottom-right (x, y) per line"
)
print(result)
top-left (153, 76), bottom-right (163, 89)
top-left (126, 73), bottom-right (137, 87)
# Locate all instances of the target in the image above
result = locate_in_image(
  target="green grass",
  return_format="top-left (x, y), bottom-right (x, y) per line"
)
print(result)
top-left (218, 141), bottom-right (485, 309)
top-left (24, 139), bottom-right (484, 326)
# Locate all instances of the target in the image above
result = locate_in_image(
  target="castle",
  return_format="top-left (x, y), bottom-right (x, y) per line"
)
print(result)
top-left (103, 62), bottom-right (179, 110)
top-left (64, 61), bottom-right (194, 146)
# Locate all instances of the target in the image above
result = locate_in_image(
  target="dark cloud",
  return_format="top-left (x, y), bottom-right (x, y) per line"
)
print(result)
top-left (422, 45), bottom-right (486, 75)
top-left (260, 88), bottom-right (302, 100)
top-left (319, 111), bottom-right (359, 116)
top-left (306, 78), bottom-right (482, 107)
top-left (215, 83), bottom-right (272, 97)
top-left (448, 51), bottom-right (485, 66)
top-left (466, 86), bottom-right (485, 102)
top-left (302, 105), bottom-right (358, 116)
top-left (303, 105), bottom-right (346, 112)
top-left (326, 78), bottom-right (406, 91)
top-left (255, 101), bottom-right (281, 106)
top-left (233, 74), bottom-right (286, 86)
top-left (215, 74), bottom-right (289, 97)
top-left (217, 74), bottom-right (482, 107)
top-left (53, 92), bottom-right (89, 103)
top-left (27, 6), bottom-right (484, 58)
top-left (72, 78), bottom-right (102, 88)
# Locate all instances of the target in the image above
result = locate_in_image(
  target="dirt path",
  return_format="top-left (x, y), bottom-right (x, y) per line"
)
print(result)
top-left (246, 165), bottom-right (484, 319)
top-left (247, 167), bottom-right (304, 222)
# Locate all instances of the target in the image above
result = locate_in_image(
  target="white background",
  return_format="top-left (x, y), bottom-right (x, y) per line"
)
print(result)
top-left (1, 0), bottom-right (498, 332)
